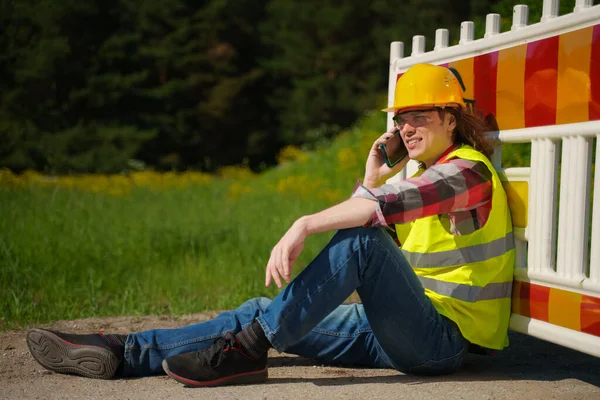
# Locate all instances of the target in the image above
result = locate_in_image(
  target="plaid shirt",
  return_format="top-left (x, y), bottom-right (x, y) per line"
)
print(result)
top-left (352, 145), bottom-right (493, 236)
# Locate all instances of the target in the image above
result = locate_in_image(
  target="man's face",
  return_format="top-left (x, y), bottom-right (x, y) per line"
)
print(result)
top-left (393, 109), bottom-right (456, 167)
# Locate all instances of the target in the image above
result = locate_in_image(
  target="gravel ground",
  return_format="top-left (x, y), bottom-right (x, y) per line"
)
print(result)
top-left (1, 313), bottom-right (600, 400)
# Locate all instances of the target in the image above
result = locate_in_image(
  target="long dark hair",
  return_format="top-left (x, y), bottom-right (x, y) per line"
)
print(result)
top-left (442, 107), bottom-right (495, 159)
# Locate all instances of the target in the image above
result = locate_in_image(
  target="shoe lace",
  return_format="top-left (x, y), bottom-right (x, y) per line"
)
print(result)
top-left (197, 333), bottom-right (237, 367)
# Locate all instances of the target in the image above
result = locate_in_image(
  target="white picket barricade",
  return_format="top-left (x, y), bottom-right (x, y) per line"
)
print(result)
top-left (386, 0), bottom-right (600, 357)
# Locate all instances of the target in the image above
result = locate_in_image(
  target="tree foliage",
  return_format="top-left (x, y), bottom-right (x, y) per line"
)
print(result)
top-left (3, 0), bottom-right (586, 174)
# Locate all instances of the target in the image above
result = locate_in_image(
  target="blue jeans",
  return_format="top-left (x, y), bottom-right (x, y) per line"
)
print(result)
top-left (123, 227), bottom-right (467, 377)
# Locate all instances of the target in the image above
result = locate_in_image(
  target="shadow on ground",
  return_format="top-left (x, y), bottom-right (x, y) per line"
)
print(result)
top-left (267, 331), bottom-right (600, 387)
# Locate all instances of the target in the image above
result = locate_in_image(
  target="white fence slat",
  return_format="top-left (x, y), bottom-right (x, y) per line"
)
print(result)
top-left (390, 41), bottom-right (404, 61)
top-left (542, 0), bottom-right (560, 22)
top-left (556, 137), bottom-right (572, 277)
top-left (387, 42), bottom-right (404, 180)
top-left (485, 14), bottom-right (501, 38)
top-left (460, 21), bottom-right (475, 44)
top-left (541, 139), bottom-right (559, 272)
top-left (434, 29), bottom-right (449, 50)
top-left (557, 138), bottom-right (575, 277)
top-left (575, 0), bottom-right (594, 12)
top-left (512, 5), bottom-right (529, 30)
top-left (529, 139), bottom-right (541, 271)
top-left (411, 35), bottom-right (425, 56)
top-left (573, 137), bottom-right (592, 278)
top-left (387, 42), bottom-right (403, 133)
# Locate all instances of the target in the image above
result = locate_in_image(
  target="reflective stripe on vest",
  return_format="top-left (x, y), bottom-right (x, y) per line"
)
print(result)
top-left (418, 276), bottom-right (512, 302)
top-left (402, 231), bottom-right (514, 268)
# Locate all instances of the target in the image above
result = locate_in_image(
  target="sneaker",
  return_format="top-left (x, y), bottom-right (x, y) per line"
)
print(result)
top-left (26, 328), bottom-right (125, 379)
top-left (162, 332), bottom-right (268, 387)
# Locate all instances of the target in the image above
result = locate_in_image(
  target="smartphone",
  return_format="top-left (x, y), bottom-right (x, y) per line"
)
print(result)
top-left (379, 130), bottom-right (408, 168)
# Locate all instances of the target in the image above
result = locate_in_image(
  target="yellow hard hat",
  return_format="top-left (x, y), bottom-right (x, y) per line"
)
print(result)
top-left (382, 64), bottom-right (466, 113)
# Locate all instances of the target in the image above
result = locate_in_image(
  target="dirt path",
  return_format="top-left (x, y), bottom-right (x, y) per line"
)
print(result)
top-left (2, 313), bottom-right (600, 399)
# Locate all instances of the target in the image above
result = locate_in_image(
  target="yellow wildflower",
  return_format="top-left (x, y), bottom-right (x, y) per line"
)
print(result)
top-left (270, 175), bottom-right (329, 199)
top-left (227, 182), bottom-right (253, 201)
top-left (277, 146), bottom-right (310, 164)
top-left (218, 166), bottom-right (256, 180)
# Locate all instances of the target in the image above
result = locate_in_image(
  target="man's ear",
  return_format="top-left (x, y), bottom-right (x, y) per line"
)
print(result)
top-left (447, 113), bottom-right (457, 131)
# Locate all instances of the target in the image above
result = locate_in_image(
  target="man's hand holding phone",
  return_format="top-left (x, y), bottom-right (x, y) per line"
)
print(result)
top-left (379, 129), bottom-right (409, 168)
top-left (363, 129), bottom-right (409, 188)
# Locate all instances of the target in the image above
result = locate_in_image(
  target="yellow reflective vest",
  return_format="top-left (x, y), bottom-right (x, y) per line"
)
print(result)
top-left (395, 145), bottom-right (515, 350)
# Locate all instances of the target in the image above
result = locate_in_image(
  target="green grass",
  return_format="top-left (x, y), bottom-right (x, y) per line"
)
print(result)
top-left (0, 177), bottom-right (337, 329)
top-left (0, 110), bottom-right (532, 330)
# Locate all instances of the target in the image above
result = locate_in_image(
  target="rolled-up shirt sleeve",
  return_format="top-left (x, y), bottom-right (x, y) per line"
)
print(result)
top-left (351, 158), bottom-right (493, 228)
top-left (351, 181), bottom-right (390, 228)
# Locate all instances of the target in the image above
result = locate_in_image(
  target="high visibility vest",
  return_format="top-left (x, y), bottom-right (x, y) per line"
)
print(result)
top-left (395, 145), bottom-right (515, 350)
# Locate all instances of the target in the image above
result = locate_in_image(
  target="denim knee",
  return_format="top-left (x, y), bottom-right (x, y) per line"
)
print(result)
top-left (239, 297), bottom-right (272, 315)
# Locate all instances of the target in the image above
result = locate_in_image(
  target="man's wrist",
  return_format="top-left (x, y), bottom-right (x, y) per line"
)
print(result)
top-left (363, 178), bottom-right (380, 189)
top-left (294, 216), bottom-right (311, 236)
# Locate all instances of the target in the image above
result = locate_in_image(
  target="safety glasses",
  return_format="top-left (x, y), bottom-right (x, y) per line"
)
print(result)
top-left (392, 109), bottom-right (437, 130)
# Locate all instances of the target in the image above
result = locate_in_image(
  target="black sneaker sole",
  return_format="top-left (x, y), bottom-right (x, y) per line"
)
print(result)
top-left (162, 359), bottom-right (268, 387)
top-left (26, 329), bottom-right (120, 379)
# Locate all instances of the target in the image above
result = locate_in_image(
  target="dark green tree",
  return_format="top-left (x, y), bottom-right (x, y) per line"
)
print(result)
top-left (4, 0), bottom-right (574, 174)
top-left (0, 0), bottom-right (158, 173)
top-left (258, 0), bottom-right (483, 147)
top-left (133, 0), bottom-right (276, 171)
top-left (0, 0), bottom-right (276, 173)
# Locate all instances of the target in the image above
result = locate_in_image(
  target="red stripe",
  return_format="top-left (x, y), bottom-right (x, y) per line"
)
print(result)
top-left (518, 281), bottom-right (531, 317)
top-left (514, 282), bottom-right (600, 338)
top-left (590, 25), bottom-right (600, 120)
top-left (473, 52), bottom-right (498, 118)
top-left (529, 283), bottom-right (551, 322)
top-left (524, 36), bottom-right (559, 127)
top-left (581, 294), bottom-right (600, 337)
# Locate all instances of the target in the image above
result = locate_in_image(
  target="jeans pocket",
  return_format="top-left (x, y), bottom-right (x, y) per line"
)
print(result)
top-left (406, 347), bottom-right (466, 376)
